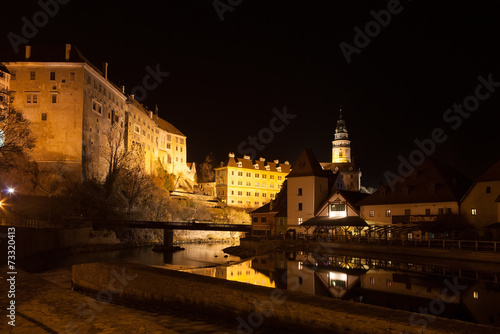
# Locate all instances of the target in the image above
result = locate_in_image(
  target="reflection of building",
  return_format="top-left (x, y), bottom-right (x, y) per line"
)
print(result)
top-left (461, 160), bottom-right (500, 233)
top-left (358, 158), bottom-right (472, 239)
top-left (3, 45), bottom-right (193, 181)
top-left (320, 108), bottom-right (362, 192)
top-left (184, 259), bottom-right (275, 288)
top-left (215, 153), bottom-right (291, 207)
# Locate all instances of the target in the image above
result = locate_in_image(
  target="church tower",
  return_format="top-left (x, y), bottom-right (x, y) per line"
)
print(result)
top-left (332, 107), bottom-right (351, 163)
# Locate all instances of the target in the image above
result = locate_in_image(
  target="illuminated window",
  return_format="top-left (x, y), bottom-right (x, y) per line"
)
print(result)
top-left (278, 176), bottom-right (282, 181)
top-left (298, 218), bottom-right (303, 225)
top-left (471, 208), bottom-right (477, 216)
top-left (369, 210), bottom-right (375, 217)
top-left (385, 210), bottom-right (391, 217)
top-left (370, 277), bottom-right (375, 285)
top-left (386, 279), bottom-right (392, 287)
top-left (473, 291), bottom-right (479, 299)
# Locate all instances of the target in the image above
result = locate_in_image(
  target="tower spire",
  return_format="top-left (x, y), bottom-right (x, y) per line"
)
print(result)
top-left (332, 106), bottom-right (351, 163)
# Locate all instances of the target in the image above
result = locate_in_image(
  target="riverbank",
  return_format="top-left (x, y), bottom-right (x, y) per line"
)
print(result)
top-left (72, 261), bottom-right (500, 334)
top-left (229, 238), bottom-right (500, 264)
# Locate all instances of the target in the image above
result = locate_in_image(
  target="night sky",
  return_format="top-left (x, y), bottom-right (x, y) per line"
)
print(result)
top-left (1, 0), bottom-right (499, 188)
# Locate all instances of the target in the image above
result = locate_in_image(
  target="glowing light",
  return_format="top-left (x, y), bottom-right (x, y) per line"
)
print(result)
top-left (7, 188), bottom-right (14, 194)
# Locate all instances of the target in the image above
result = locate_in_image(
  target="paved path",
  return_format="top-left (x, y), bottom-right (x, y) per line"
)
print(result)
top-left (0, 267), bottom-right (232, 334)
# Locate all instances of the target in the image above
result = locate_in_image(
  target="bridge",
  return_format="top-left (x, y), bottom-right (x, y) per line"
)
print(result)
top-left (94, 220), bottom-right (251, 249)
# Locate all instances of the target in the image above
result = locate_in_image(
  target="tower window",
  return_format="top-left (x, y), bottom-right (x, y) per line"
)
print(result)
top-left (298, 203), bottom-right (302, 211)
top-left (50, 72), bottom-right (55, 81)
top-left (471, 208), bottom-right (477, 216)
top-left (298, 188), bottom-right (302, 196)
top-left (486, 186), bottom-right (491, 194)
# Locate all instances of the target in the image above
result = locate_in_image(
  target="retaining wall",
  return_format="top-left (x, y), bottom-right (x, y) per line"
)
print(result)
top-left (72, 262), bottom-right (500, 334)
top-left (0, 226), bottom-right (92, 261)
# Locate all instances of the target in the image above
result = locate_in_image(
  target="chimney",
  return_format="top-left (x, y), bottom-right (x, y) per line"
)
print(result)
top-left (121, 85), bottom-right (125, 93)
top-left (154, 105), bottom-right (159, 116)
top-left (130, 94), bottom-right (135, 100)
top-left (103, 62), bottom-right (108, 79)
top-left (25, 46), bottom-right (31, 60)
top-left (65, 44), bottom-right (71, 60)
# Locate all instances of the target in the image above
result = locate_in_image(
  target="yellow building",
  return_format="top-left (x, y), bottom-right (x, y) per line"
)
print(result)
top-left (215, 153), bottom-right (291, 207)
top-left (0, 63), bottom-right (10, 112)
top-left (358, 158), bottom-right (472, 240)
top-left (3, 44), bottom-right (192, 181)
top-left (461, 160), bottom-right (500, 229)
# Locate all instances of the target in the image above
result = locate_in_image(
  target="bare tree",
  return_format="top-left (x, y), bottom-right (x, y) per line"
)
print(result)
top-left (197, 152), bottom-right (216, 183)
top-left (0, 106), bottom-right (35, 170)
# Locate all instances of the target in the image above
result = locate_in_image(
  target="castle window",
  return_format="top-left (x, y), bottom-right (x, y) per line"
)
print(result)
top-left (30, 71), bottom-right (36, 80)
top-left (41, 113), bottom-right (47, 121)
top-left (385, 210), bottom-right (391, 217)
top-left (298, 203), bottom-right (303, 211)
top-left (298, 188), bottom-right (302, 196)
top-left (51, 94), bottom-right (57, 103)
top-left (471, 208), bottom-right (477, 216)
top-left (50, 72), bottom-right (55, 81)
top-left (27, 94), bottom-right (38, 104)
top-left (369, 210), bottom-right (375, 217)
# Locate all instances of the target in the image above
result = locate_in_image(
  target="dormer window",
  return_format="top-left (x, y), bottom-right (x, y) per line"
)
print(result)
top-left (277, 167), bottom-right (282, 172)
top-left (237, 162), bottom-right (242, 168)
top-left (254, 164), bottom-right (259, 169)
top-left (265, 165), bottom-right (270, 171)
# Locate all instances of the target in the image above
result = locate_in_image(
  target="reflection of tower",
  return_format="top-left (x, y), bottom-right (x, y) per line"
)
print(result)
top-left (332, 107), bottom-right (351, 163)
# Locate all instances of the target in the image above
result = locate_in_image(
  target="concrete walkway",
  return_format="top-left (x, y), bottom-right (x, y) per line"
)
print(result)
top-left (0, 266), bottom-right (177, 334)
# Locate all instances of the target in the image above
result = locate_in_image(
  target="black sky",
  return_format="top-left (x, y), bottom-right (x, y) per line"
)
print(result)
top-left (1, 0), bottom-right (499, 187)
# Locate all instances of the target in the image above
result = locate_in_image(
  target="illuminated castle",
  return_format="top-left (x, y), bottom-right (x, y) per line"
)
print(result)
top-left (321, 107), bottom-right (362, 192)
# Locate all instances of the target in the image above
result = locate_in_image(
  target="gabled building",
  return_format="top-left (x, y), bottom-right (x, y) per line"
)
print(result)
top-left (358, 158), bottom-right (472, 239)
top-left (461, 159), bottom-right (500, 230)
top-left (250, 148), bottom-right (366, 238)
top-left (215, 153), bottom-right (291, 207)
top-left (250, 180), bottom-right (288, 236)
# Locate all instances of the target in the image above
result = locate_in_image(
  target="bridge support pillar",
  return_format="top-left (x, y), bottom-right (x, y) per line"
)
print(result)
top-left (164, 229), bottom-right (174, 248)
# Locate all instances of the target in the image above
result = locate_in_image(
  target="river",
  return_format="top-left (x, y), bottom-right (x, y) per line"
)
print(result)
top-left (24, 242), bottom-right (500, 330)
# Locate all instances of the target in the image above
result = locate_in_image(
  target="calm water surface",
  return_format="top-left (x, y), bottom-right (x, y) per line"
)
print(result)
top-left (28, 243), bottom-right (500, 329)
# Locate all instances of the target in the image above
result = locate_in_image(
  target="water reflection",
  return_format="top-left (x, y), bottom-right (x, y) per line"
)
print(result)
top-left (185, 251), bottom-right (500, 327)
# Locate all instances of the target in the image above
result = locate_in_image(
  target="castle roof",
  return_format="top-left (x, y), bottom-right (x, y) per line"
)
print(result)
top-left (217, 154), bottom-right (291, 173)
top-left (358, 158), bottom-right (472, 206)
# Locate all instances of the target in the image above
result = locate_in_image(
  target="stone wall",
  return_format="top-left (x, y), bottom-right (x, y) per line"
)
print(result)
top-left (0, 226), bottom-right (92, 261)
top-left (72, 262), bottom-right (500, 334)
